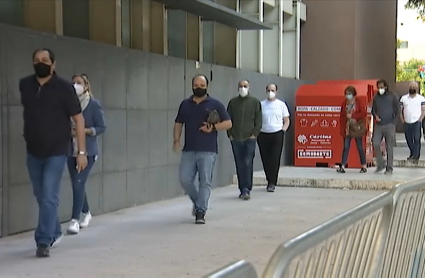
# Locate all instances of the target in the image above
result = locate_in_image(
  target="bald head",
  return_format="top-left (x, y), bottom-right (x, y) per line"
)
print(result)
top-left (192, 74), bottom-right (208, 89)
top-left (409, 81), bottom-right (419, 90)
top-left (409, 81), bottom-right (419, 95)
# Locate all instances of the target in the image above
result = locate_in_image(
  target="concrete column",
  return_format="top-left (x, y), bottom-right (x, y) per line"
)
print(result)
top-left (187, 13), bottom-right (200, 61)
top-left (131, 0), bottom-right (152, 51)
top-left (282, 4), bottom-right (297, 78)
top-left (263, 1), bottom-right (280, 75)
top-left (238, 0), bottom-right (260, 72)
top-left (89, 0), bottom-right (120, 45)
top-left (150, 0), bottom-right (167, 55)
top-left (281, 1), bottom-right (303, 79)
top-left (214, 0), bottom-right (237, 67)
top-left (23, 0), bottom-right (63, 34)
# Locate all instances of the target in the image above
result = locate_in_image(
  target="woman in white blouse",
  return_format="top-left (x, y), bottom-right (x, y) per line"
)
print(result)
top-left (257, 83), bottom-right (290, 192)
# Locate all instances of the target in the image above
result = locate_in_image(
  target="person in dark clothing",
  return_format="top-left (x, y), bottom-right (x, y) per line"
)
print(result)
top-left (20, 48), bottom-right (87, 257)
top-left (227, 80), bottom-right (262, 200)
top-left (173, 74), bottom-right (232, 224)
top-left (371, 79), bottom-right (400, 175)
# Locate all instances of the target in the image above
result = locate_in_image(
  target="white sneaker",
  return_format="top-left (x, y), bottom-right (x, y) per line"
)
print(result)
top-left (50, 234), bottom-right (63, 248)
top-left (79, 212), bottom-right (92, 228)
top-left (67, 219), bottom-right (80, 235)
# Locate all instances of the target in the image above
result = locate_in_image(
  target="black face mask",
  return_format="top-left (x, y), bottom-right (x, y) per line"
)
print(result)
top-left (193, 88), bottom-right (207, 97)
top-left (33, 63), bottom-right (52, 78)
top-left (409, 89), bottom-right (417, 95)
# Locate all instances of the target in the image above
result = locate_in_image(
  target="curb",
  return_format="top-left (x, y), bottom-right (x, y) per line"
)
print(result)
top-left (233, 176), bottom-right (401, 191)
top-left (375, 159), bottom-right (425, 168)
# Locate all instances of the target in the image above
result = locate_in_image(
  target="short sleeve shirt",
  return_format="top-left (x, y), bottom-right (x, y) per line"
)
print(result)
top-left (20, 74), bottom-right (82, 158)
top-left (260, 99), bottom-right (290, 133)
top-left (400, 94), bottom-right (425, 123)
top-left (175, 95), bottom-right (230, 153)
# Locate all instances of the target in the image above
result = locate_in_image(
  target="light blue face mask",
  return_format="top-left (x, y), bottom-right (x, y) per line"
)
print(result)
top-left (345, 94), bottom-right (353, 100)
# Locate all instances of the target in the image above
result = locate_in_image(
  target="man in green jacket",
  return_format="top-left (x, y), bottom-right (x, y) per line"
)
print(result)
top-left (227, 80), bottom-right (262, 200)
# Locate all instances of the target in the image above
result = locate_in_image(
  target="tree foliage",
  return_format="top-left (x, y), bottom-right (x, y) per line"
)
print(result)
top-left (406, 0), bottom-right (425, 19)
top-left (397, 58), bottom-right (425, 93)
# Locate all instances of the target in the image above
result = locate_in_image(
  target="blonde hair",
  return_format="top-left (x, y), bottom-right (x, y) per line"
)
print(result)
top-left (72, 74), bottom-right (94, 97)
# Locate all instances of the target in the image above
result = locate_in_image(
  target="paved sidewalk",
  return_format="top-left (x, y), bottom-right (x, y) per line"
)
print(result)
top-left (0, 186), bottom-right (381, 278)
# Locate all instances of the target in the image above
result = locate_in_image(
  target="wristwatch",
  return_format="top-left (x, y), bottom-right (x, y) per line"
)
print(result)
top-left (78, 151), bottom-right (87, 156)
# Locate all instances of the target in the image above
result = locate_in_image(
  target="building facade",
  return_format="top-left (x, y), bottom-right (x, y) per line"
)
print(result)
top-left (0, 0), bottom-right (306, 78)
top-left (0, 0), bottom-right (397, 237)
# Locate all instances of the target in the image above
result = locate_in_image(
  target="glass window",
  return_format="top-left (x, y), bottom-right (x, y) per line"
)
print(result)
top-left (63, 0), bottom-right (89, 39)
top-left (202, 21), bottom-right (214, 64)
top-left (398, 41), bottom-right (409, 49)
top-left (167, 10), bottom-right (187, 59)
top-left (121, 0), bottom-right (131, 48)
top-left (0, 0), bottom-right (23, 26)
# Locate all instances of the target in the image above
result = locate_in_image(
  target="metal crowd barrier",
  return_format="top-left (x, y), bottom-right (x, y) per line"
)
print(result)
top-left (206, 178), bottom-right (425, 278)
top-left (203, 260), bottom-right (258, 278)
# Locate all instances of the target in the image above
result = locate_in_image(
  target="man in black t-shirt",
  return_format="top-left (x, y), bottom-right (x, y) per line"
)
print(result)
top-left (19, 48), bottom-right (88, 258)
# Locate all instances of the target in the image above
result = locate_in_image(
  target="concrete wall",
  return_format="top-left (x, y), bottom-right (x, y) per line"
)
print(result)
top-left (300, 0), bottom-right (397, 88)
top-left (0, 24), bottom-right (310, 237)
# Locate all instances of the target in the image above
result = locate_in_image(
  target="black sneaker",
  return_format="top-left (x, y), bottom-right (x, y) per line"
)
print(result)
top-left (336, 167), bottom-right (346, 173)
top-left (267, 184), bottom-right (276, 192)
top-left (241, 189), bottom-right (251, 200)
top-left (195, 211), bottom-right (206, 224)
top-left (384, 168), bottom-right (393, 175)
top-left (36, 244), bottom-right (50, 258)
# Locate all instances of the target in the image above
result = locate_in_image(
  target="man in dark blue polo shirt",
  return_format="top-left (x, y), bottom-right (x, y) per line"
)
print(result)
top-left (173, 74), bottom-right (232, 224)
top-left (20, 48), bottom-right (88, 257)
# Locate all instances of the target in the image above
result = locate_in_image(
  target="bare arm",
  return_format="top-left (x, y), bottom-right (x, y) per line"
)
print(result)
top-left (400, 107), bottom-right (405, 123)
top-left (173, 122), bottom-right (183, 143)
top-left (215, 120), bottom-right (232, 131)
top-left (420, 105), bottom-right (425, 121)
top-left (283, 117), bottom-right (290, 131)
top-left (71, 113), bottom-right (86, 153)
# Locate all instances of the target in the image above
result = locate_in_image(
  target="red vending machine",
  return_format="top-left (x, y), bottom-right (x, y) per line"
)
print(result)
top-left (294, 83), bottom-right (374, 168)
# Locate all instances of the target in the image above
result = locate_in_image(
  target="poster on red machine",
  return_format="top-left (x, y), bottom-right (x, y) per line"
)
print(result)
top-left (295, 105), bottom-right (341, 161)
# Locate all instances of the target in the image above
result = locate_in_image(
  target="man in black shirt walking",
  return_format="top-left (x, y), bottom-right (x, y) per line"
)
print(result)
top-left (20, 48), bottom-right (88, 257)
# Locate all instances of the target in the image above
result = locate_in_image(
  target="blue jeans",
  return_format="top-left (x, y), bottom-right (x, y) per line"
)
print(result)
top-left (231, 139), bottom-right (256, 193)
top-left (26, 154), bottom-right (66, 246)
top-left (404, 121), bottom-right (422, 159)
top-left (67, 156), bottom-right (96, 220)
top-left (341, 136), bottom-right (366, 166)
top-left (179, 151), bottom-right (217, 213)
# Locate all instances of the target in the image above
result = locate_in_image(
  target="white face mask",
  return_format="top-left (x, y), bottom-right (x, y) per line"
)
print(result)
top-left (267, 91), bottom-right (276, 99)
top-left (238, 87), bottom-right (248, 97)
top-left (73, 83), bottom-right (85, 96)
top-left (378, 88), bottom-right (385, 95)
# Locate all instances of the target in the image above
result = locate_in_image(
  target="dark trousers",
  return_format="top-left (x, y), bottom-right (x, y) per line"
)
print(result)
top-left (26, 154), bottom-right (66, 246)
top-left (257, 130), bottom-right (284, 185)
top-left (341, 136), bottom-right (366, 166)
top-left (67, 156), bottom-right (96, 220)
top-left (231, 138), bottom-right (256, 193)
top-left (404, 121), bottom-right (422, 159)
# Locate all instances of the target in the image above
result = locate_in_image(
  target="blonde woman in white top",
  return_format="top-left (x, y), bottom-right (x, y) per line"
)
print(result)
top-left (257, 83), bottom-right (290, 192)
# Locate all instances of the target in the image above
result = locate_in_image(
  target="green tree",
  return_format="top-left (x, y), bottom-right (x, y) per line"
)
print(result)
top-left (406, 0), bottom-right (425, 19)
top-left (397, 58), bottom-right (425, 93)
